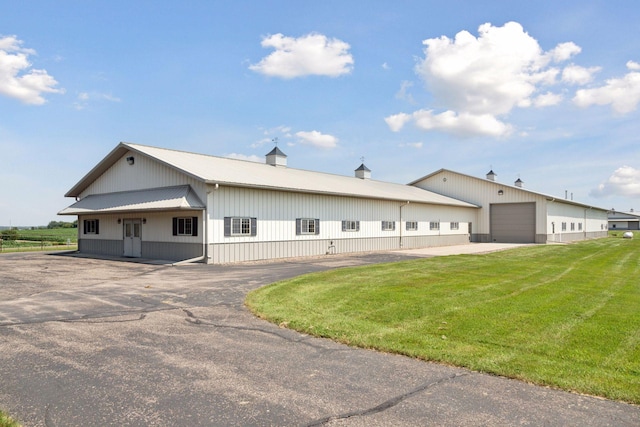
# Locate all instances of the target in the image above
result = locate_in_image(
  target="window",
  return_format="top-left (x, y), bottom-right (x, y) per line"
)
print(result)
top-left (342, 220), bottom-right (360, 232)
top-left (382, 221), bottom-right (395, 231)
top-left (578, 223), bottom-right (583, 231)
top-left (430, 221), bottom-right (440, 230)
top-left (224, 217), bottom-right (257, 236)
top-left (233, 218), bottom-right (250, 235)
top-left (571, 222), bottom-right (575, 231)
top-left (450, 222), bottom-right (459, 230)
top-left (562, 222), bottom-right (567, 231)
top-left (173, 217), bottom-right (198, 236)
top-left (406, 221), bottom-right (418, 231)
top-left (83, 219), bottom-right (99, 235)
top-left (296, 218), bottom-right (320, 235)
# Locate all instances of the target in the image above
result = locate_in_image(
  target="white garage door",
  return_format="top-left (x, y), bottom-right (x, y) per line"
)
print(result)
top-left (490, 203), bottom-right (536, 243)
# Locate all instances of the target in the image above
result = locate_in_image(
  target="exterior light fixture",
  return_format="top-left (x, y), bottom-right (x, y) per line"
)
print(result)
top-left (126, 156), bottom-right (135, 165)
top-left (498, 190), bottom-right (504, 196)
top-left (117, 218), bottom-right (121, 224)
top-left (142, 218), bottom-right (147, 224)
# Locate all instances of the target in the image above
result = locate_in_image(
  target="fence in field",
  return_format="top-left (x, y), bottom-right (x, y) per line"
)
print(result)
top-left (0, 233), bottom-right (78, 252)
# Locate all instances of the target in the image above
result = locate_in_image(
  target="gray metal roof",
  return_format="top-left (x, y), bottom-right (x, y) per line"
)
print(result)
top-left (266, 146), bottom-right (287, 157)
top-left (59, 185), bottom-right (205, 215)
top-left (608, 211), bottom-right (640, 220)
top-left (65, 142), bottom-right (478, 208)
top-left (410, 168), bottom-right (609, 212)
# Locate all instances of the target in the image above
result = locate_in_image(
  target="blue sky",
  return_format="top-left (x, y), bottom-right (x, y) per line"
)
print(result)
top-left (2, 1), bottom-right (640, 226)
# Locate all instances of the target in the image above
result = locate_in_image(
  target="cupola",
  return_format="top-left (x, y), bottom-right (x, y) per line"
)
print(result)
top-left (486, 169), bottom-right (497, 181)
top-left (355, 163), bottom-right (371, 179)
top-left (265, 146), bottom-right (287, 167)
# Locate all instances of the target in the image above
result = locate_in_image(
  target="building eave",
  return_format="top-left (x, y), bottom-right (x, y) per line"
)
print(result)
top-left (64, 142), bottom-right (208, 198)
top-left (413, 168), bottom-right (609, 212)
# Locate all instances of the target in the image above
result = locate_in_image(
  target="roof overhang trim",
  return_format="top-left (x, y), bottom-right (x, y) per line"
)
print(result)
top-left (58, 185), bottom-right (205, 215)
top-left (205, 181), bottom-right (479, 208)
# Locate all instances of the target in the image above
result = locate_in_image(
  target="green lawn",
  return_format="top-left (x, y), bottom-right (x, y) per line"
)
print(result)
top-left (246, 235), bottom-right (640, 404)
top-left (0, 411), bottom-right (20, 427)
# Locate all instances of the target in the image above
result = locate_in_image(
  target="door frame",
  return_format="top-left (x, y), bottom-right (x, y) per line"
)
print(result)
top-left (123, 218), bottom-right (142, 257)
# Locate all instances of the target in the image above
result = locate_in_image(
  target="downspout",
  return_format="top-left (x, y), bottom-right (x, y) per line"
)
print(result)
top-left (172, 207), bottom-right (206, 266)
top-left (173, 183), bottom-right (218, 266)
top-left (584, 206), bottom-right (592, 240)
top-left (549, 198), bottom-right (555, 242)
top-left (399, 201), bottom-right (409, 248)
top-left (205, 183), bottom-right (218, 263)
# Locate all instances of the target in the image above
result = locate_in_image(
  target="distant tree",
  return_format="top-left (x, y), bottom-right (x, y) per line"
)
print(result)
top-left (47, 220), bottom-right (77, 229)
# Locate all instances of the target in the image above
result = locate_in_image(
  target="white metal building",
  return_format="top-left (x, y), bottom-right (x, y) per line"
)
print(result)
top-left (410, 169), bottom-right (609, 243)
top-left (608, 210), bottom-right (640, 230)
top-left (60, 143), bottom-right (479, 263)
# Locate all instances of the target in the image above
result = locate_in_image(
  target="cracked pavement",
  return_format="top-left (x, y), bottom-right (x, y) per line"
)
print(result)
top-left (0, 250), bottom-right (638, 426)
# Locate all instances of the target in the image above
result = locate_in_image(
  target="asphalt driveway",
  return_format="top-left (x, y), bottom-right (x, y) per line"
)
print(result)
top-left (0, 248), bottom-right (638, 426)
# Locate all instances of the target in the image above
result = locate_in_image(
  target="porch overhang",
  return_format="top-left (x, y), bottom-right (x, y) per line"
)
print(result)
top-left (58, 185), bottom-right (205, 215)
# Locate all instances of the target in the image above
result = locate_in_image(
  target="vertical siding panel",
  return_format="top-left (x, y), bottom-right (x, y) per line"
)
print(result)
top-left (207, 183), bottom-right (477, 263)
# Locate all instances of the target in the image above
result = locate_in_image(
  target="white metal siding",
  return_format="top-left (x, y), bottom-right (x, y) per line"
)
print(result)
top-left (546, 201), bottom-right (609, 242)
top-left (79, 211), bottom-right (202, 244)
top-left (209, 186), bottom-right (475, 244)
top-left (206, 185), bottom-right (476, 263)
top-left (413, 171), bottom-right (549, 239)
top-left (80, 151), bottom-right (207, 202)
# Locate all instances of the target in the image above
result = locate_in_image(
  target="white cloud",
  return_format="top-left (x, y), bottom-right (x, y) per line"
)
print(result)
top-left (399, 142), bottom-right (423, 148)
top-left (533, 91), bottom-right (563, 107)
top-left (382, 62), bottom-right (390, 70)
top-left (627, 60), bottom-right (640, 71)
top-left (386, 22), bottom-right (585, 137)
top-left (225, 153), bottom-right (263, 163)
top-left (73, 91), bottom-right (121, 110)
top-left (387, 109), bottom-right (512, 137)
top-left (295, 130), bottom-right (338, 148)
top-left (261, 125), bottom-right (292, 137)
top-left (562, 64), bottom-right (601, 85)
top-left (395, 80), bottom-right (415, 103)
top-left (547, 42), bottom-right (581, 63)
top-left (249, 33), bottom-right (354, 78)
top-left (253, 125), bottom-right (293, 148)
top-left (573, 65), bottom-right (640, 114)
top-left (384, 112), bottom-right (412, 132)
top-left (415, 22), bottom-right (559, 116)
top-left (590, 166), bottom-right (640, 198)
top-left (251, 137), bottom-right (272, 149)
top-left (0, 35), bottom-right (64, 105)
top-left (412, 110), bottom-right (513, 137)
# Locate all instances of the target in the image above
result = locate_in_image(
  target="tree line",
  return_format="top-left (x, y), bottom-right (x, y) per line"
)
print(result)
top-left (46, 220), bottom-right (78, 229)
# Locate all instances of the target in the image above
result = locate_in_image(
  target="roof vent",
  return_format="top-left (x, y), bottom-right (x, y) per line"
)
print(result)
top-left (486, 169), bottom-right (497, 181)
top-left (266, 146), bottom-right (287, 167)
top-left (355, 163), bottom-right (371, 179)
top-left (515, 178), bottom-right (523, 188)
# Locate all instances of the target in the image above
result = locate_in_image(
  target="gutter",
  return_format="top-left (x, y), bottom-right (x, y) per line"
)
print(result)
top-left (171, 185), bottom-right (216, 266)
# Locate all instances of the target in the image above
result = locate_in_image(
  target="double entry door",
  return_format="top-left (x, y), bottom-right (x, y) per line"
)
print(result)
top-left (123, 219), bottom-right (142, 257)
